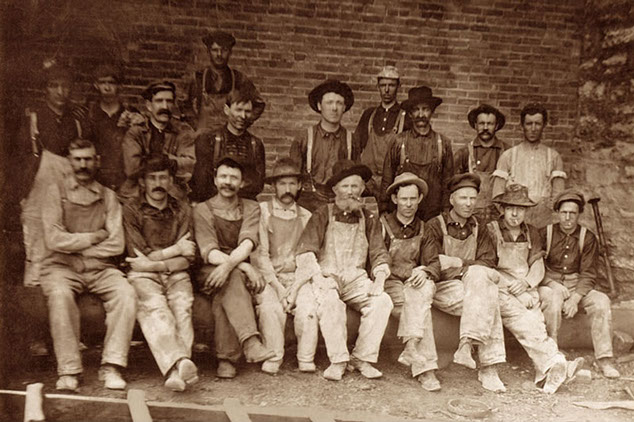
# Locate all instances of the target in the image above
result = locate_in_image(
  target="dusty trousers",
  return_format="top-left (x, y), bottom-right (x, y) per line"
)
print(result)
top-left (130, 270), bottom-right (194, 375)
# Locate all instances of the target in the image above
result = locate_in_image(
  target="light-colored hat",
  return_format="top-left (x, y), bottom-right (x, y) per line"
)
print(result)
top-left (386, 172), bottom-right (428, 197)
top-left (265, 157), bottom-right (303, 184)
top-left (377, 66), bottom-right (399, 80)
top-left (493, 184), bottom-right (537, 207)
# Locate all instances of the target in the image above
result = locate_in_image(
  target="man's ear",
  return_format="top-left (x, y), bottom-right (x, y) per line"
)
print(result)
top-left (95, 155), bottom-right (101, 169)
top-left (93, 82), bottom-right (99, 91)
top-left (417, 194), bottom-right (424, 205)
top-left (317, 101), bottom-right (322, 113)
top-left (145, 99), bottom-right (152, 113)
top-left (224, 103), bottom-right (231, 117)
top-left (138, 176), bottom-right (146, 191)
top-left (391, 193), bottom-right (398, 206)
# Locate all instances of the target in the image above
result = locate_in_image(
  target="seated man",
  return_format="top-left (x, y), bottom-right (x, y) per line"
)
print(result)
top-left (295, 160), bottom-right (393, 381)
top-left (538, 189), bottom-right (619, 378)
top-left (426, 173), bottom-right (506, 392)
top-left (122, 154), bottom-right (199, 391)
top-left (380, 172), bottom-right (442, 391)
top-left (252, 158), bottom-right (318, 374)
top-left (40, 139), bottom-right (136, 391)
top-left (193, 155), bottom-right (274, 378)
top-left (489, 184), bottom-right (584, 394)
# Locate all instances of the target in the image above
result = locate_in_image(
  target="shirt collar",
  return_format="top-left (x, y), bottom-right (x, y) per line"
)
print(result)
top-left (380, 102), bottom-right (400, 113)
top-left (389, 211), bottom-right (419, 230)
top-left (67, 175), bottom-right (102, 195)
top-left (150, 119), bottom-right (174, 134)
top-left (554, 223), bottom-right (580, 239)
top-left (472, 135), bottom-right (504, 148)
top-left (332, 203), bottom-right (363, 218)
top-left (445, 210), bottom-right (477, 228)
top-left (411, 128), bottom-right (436, 140)
top-left (139, 192), bottom-right (180, 213)
top-left (316, 123), bottom-right (344, 139)
top-left (271, 197), bottom-right (298, 215)
top-left (498, 217), bottom-right (530, 237)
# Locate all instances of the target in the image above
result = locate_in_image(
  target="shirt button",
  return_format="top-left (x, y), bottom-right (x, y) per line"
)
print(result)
top-left (565, 245), bottom-right (569, 249)
top-left (564, 255), bottom-right (568, 258)
top-left (383, 117), bottom-right (387, 121)
top-left (563, 267), bottom-right (567, 270)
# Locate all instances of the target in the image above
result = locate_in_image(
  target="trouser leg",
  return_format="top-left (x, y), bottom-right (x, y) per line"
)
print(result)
top-left (460, 265), bottom-right (500, 344)
top-left (294, 283), bottom-right (319, 364)
top-left (211, 293), bottom-right (241, 362)
top-left (314, 279), bottom-right (349, 363)
top-left (220, 269), bottom-right (260, 343)
top-left (165, 272), bottom-right (195, 354)
top-left (402, 280), bottom-right (439, 375)
top-left (255, 285), bottom-right (286, 362)
top-left (582, 290), bottom-right (614, 359)
top-left (538, 286), bottom-right (564, 342)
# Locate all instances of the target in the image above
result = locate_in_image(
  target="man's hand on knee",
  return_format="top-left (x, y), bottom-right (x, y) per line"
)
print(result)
top-left (562, 292), bottom-right (582, 319)
top-left (205, 262), bottom-right (233, 291)
top-left (548, 281), bottom-right (571, 300)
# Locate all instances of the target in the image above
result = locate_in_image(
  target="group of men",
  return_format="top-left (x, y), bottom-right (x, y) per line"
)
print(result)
top-left (16, 30), bottom-right (620, 396)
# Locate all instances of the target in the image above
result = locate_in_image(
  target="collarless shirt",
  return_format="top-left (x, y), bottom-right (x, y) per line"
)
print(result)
top-left (454, 135), bottom-right (507, 174)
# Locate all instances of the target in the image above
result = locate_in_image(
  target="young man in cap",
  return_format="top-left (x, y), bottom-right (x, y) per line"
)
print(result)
top-left (488, 184), bottom-right (584, 394)
top-left (39, 139), bottom-right (136, 392)
top-left (290, 79), bottom-right (358, 212)
top-left (183, 30), bottom-right (264, 131)
top-left (381, 86), bottom-right (454, 222)
top-left (426, 173), bottom-right (506, 392)
top-left (193, 155), bottom-right (274, 378)
top-left (294, 159), bottom-right (393, 381)
top-left (122, 154), bottom-right (199, 391)
top-left (251, 157), bottom-right (318, 374)
top-left (353, 66), bottom-right (411, 198)
top-left (492, 103), bottom-right (566, 228)
top-left (380, 172), bottom-right (443, 391)
top-left (190, 81), bottom-right (266, 202)
top-left (454, 104), bottom-right (509, 222)
top-left (538, 189), bottom-right (619, 378)
top-left (121, 81), bottom-right (196, 201)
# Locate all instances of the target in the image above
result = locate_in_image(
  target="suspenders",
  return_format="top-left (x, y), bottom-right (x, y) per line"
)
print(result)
top-left (545, 224), bottom-right (587, 258)
top-left (367, 108), bottom-right (406, 136)
top-left (399, 132), bottom-right (443, 167)
top-left (306, 126), bottom-right (352, 175)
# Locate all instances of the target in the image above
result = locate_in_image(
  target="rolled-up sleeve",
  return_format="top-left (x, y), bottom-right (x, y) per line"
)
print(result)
top-left (295, 206), bottom-right (328, 258)
top-left (193, 202), bottom-right (219, 263)
top-left (81, 189), bottom-right (125, 258)
top-left (238, 200), bottom-right (260, 249)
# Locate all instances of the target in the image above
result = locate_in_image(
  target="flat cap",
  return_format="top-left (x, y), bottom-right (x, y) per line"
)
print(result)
top-left (448, 173), bottom-right (481, 194)
top-left (386, 172), bottom-right (428, 197)
top-left (141, 80), bottom-right (176, 100)
top-left (202, 30), bottom-right (236, 49)
top-left (553, 188), bottom-right (585, 211)
top-left (377, 66), bottom-right (399, 80)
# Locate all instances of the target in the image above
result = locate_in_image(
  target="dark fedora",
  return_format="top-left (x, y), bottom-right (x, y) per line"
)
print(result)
top-left (553, 188), bottom-right (585, 212)
top-left (202, 30), bottom-right (236, 49)
top-left (308, 80), bottom-right (354, 113)
top-left (326, 159), bottom-right (372, 188)
top-left (386, 172), bottom-right (428, 197)
top-left (265, 157), bottom-right (303, 184)
top-left (401, 85), bottom-right (442, 112)
top-left (493, 184), bottom-right (537, 207)
top-left (467, 104), bottom-right (506, 130)
top-left (141, 80), bottom-right (176, 100)
top-left (448, 173), bottom-right (481, 194)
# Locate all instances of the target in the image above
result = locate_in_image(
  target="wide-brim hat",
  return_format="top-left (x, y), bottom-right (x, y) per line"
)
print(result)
top-left (386, 172), bottom-right (428, 197)
top-left (467, 104), bottom-right (506, 130)
top-left (493, 184), bottom-right (537, 207)
top-left (326, 159), bottom-right (372, 188)
top-left (553, 189), bottom-right (585, 211)
top-left (401, 85), bottom-right (442, 112)
top-left (202, 30), bottom-right (236, 49)
top-left (308, 80), bottom-right (354, 113)
top-left (264, 157), bottom-right (303, 184)
top-left (448, 173), bottom-right (481, 194)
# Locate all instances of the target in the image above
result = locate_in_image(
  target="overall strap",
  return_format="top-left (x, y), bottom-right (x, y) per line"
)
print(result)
top-left (380, 214), bottom-right (395, 241)
top-left (27, 110), bottom-right (41, 156)
top-left (489, 220), bottom-right (503, 245)
top-left (579, 226), bottom-right (587, 255)
top-left (230, 68), bottom-right (236, 91)
top-left (436, 132), bottom-right (443, 166)
top-left (202, 68), bottom-right (208, 95)
top-left (346, 129), bottom-right (352, 160)
top-left (213, 132), bottom-right (224, 164)
top-left (75, 119), bottom-right (82, 139)
top-left (395, 110), bottom-right (406, 134)
top-left (436, 214), bottom-right (448, 236)
top-left (306, 126), bottom-right (313, 174)
top-left (545, 224), bottom-right (553, 257)
top-left (510, 146), bottom-right (518, 182)
top-left (399, 138), bottom-right (407, 166)
top-left (467, 141), bottom-right (476, 173)
top-left (367, 108), bottom-right (378, 136)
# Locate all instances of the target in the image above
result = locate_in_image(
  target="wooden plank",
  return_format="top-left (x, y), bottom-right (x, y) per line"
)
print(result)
top-left (127, 389), bottom-right (152, 422)
top-left (308, 409), bottom-right (336, 422)
top-left (24, 383), bottom-right (45, 422)
top-left (223, 398), bottom-right (252, 422)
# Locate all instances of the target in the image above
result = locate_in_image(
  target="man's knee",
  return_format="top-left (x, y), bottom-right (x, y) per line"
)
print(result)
top-left (538, 286), bottom-right (564, 310)
top-left (464, 265), bottom-right (498, 285)
top-left (586, 290), bottom-right (611, 313)
top-left (370, 292), bottom-right (394, 312)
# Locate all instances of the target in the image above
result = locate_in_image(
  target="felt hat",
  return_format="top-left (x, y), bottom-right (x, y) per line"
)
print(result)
top-left (202, 30), bottom-right (236, 49)
top-left (448, 173), bottom-right (481, 194)
top-left (265, 157), bottom-right (303, 184)
top-left (141, 80), bottom-right (176, 100)
top-left (401, 85), bottom-right (442, 112)
top-left (493, 184), bottom-right (537, 207)
top-left (553, 189), bottom-right (585, 212)
top-left (308, 79), bottom-right (354, 113)
top-left (467, 104), bottom-right (506, 130)
top-left (377, 66), bottom-right (400, 80)
top-left (386, 172), bottom-right (428, 197)
top-left (326, 159), bottom-right (372, 188)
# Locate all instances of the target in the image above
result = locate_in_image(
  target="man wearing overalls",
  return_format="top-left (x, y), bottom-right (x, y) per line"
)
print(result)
top-left (492, 103), bottom-right (566, 228)
top-left (353, 66), bottom-right (410, 199)
top-left (189, 81), bottom-right (266, 202)
top-left (488, 184), bottom-right (584, 394)
top-left (252, 158), bottom-right (318, 375)
top-left (380, 172), bottom-right (443, 391)
top-left (183, 30), bottom-right (264, 132)
top-left (426, 173), bottom-right (507, 393)
top-left (193, 156), bottom-right (274, 379)
top-left (538, 189), bottom-right (620, 378)
top-left (295, 160), bottom-right (393, 381)
top-left (39, 139), bottom-right (136, 392)
top-left (290, 80), bottom-right (358, 212)
top-left (454, 104), bottom-right (508, 223)
top-left (381, 86), bottom-right (454, 221)
top-left (122, 154), bottom-right (199, 392)
top-left (121, 81), bottom-right (196, 201)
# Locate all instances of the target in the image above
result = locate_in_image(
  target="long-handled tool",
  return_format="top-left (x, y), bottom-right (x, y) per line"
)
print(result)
top-left (588, 196), bottom-right (617, 296)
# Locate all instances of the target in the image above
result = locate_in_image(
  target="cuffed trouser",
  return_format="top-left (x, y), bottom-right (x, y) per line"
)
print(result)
top-left (433, 265), bottom-right (506, 366)
top-left (315, 272), bottom-right (393, 364)
top-left (40, 265), bottom-right (136, 376)
top-left (385, 278), bottom-right (438, 376)
top-left (130, 270), bottom-right (194, 375)
top-left (539, 286), bottom-right (613, 359)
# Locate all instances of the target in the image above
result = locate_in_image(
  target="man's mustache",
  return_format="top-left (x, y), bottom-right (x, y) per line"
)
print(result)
top-left (157, 109), bottom-right (171, 116)
top-left (75, 169), bottom-right (91, 175)
top-left (152, 187), bottom-right (166, 193)
top-left (220, 184), bottom-right (237, 192)
top-left (414, 117), bottom-right (429, 124)
top-left (479, 129), bottom-right (492, 136)
top-left (280, 192), bottom-right (296, 202)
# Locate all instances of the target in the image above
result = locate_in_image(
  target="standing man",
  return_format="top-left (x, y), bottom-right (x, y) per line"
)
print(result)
top-left (193, 156), bottom-right (274, 378)
top-left (426, 174), bottom-right (506, 392)
top-left (252, 158), bottom-right (318, 374)
top-left (189, 82), bottom-right (266, 202)
top-left (39, 139), bottom-right (136, 392)
top-left (121, 81), bottom-right (196, 201)
top-left (492, 103), bottom-right (566, 228)
top-left (380, 172), bottom-right (443, 391)
top-left (183, 30), bottom-right (264, 131)
top-left (294, 160), bottom-right (393, 381)
top-left (290, 79), bottom-right (357, 212)
top-left (122, 154), bottom-right (199, 391)
top-left (354, 66), bottom-right (409, 198)
top-left (538, 189), bottom-right (619, 378)
top-left (454, 104), bottom-right (508, 222)
top-left (381, 86), bottom-right (454, 221)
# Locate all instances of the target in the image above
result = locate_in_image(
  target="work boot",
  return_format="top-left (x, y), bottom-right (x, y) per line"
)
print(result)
top-left (543, 360), bottom-right (567, 394)
top-left (29, 341), bottom-right (49, 357)
top-left (164, 369), bottom-right (186, 392)
top-left (453, 339), bottom-right (477, 369)
top-left (418, 371), bottom-right (441, 392)
top-left (323, 362), bottom-right (347, 381)
top-left (243, 336), bottom-right (276, 363)
top-left (298, 361), bottom-right (317, 373)
top-left (261, 359), bottom-right (282, 375)
top-left (217, 360), bottom-right (237, 379)
top-left (56, 375), bottom-right (79, 392)
top-left (348, 357), bottom-right (383, 379)
top-left (398, 339), bottom-right (419, 367)
top-left (478, 365), bottom-right (506, 393)
top-left (597, 358), bottom-right (620, 378)
top-left (566, 357), bottom-right (585, 382)
top-left (177, 358), bottom-right (199, 385)
top-left (98, 365), bottom-right (126, 390)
